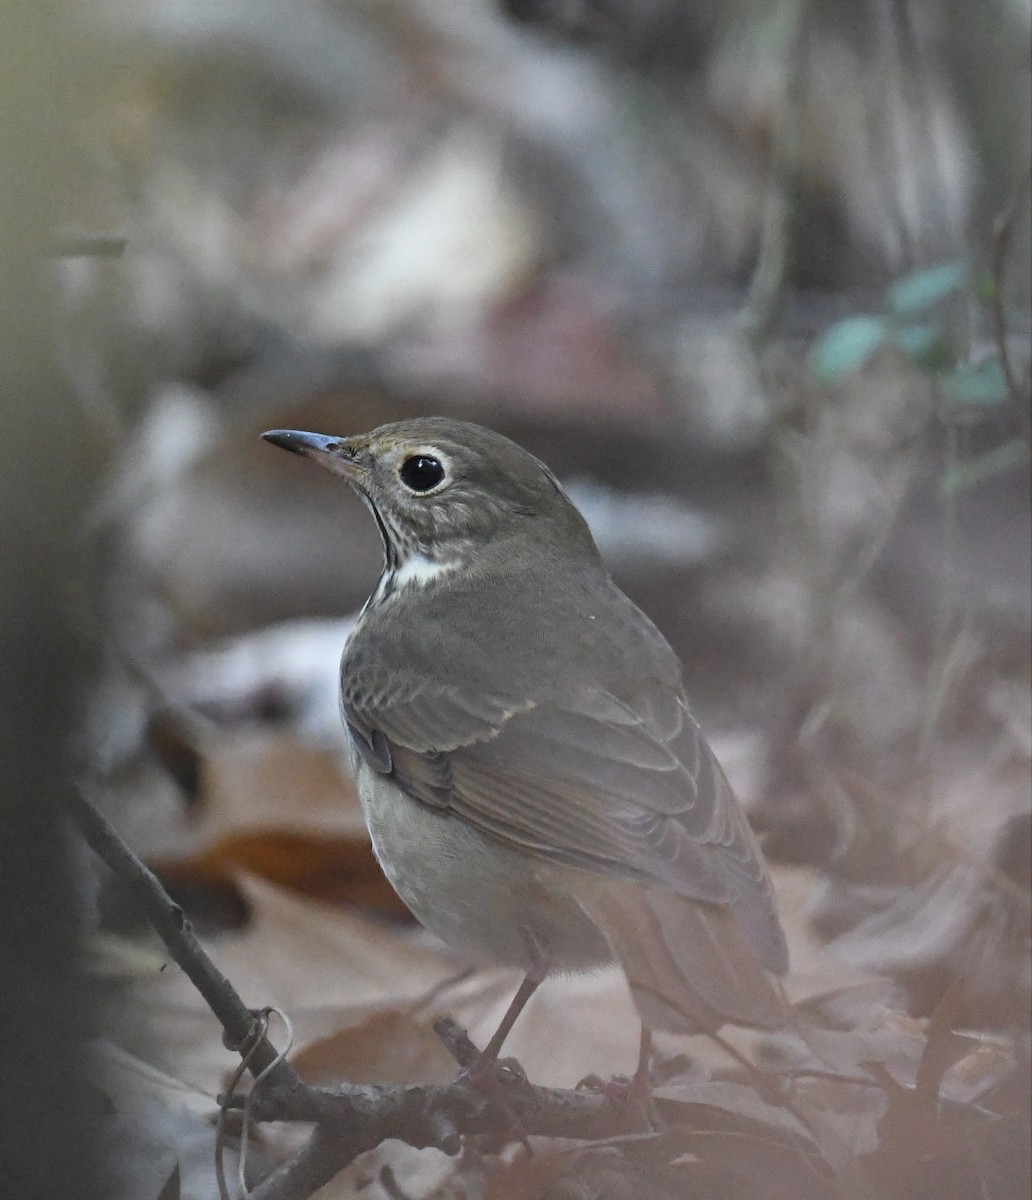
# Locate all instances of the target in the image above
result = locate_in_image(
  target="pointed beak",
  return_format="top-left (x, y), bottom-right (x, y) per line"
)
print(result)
top-left (262, 429), bottom-right (366, 480)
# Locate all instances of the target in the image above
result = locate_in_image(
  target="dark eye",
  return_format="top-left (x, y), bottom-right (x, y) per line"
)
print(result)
top-left (399, 454), bottom-right (445, 493)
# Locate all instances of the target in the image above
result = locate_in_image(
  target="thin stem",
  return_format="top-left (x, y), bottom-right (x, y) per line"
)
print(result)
top-left (741, 0), bottom-right (810, 344)
top-left (988, 160), bottom-right (1032, 444)
top-left (66, 784), bottom-right (302, 1092)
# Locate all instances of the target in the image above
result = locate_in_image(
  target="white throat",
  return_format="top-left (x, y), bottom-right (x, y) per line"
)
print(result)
top-left (394, 553), bottom-right (453, 588)
top-left (368, 553), bottom-right (458, 609)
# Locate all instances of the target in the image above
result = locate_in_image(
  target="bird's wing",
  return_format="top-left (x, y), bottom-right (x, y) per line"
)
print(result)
top-left (343, 665), bottom-right (787, 973)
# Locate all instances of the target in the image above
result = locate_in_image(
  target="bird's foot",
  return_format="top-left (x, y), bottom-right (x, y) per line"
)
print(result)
top-left (433, 1016), bottom-right (535, 1150)
top-left (461, 1051), bottom-right (527, 1092)
top-left (458, 1053), bottom-right (534, 1152)
top-left (576, 1071), bottom-right (660, 1131)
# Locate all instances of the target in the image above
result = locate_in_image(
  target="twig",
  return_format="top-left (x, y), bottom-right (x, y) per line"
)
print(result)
top-left (247, 1126), bottom-right (352, 1200)
top-left (740, 0), bottom-right (810, 344)
top-left (66, 784), bottom-right (301, 1093)
top-left (433, 1016), bottom-right (483, 1068)
top-left (225, 1041), bottom-right (632, 1199)
top-left (988, 159), bottom-right (1032, 444)
top-left (217, 1010), bottom-right (272, 1200)
top-left (67, 786), bottom-right (638, 1200)
top-left (240, 1009), bottom-right (295, 1198)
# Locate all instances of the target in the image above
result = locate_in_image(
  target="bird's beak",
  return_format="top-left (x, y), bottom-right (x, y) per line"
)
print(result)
top-left (262, 429), bottom-right (367, 480)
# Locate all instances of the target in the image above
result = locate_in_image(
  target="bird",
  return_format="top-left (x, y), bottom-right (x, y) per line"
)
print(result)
top-left (262, 417), bottom-right (788, 1072)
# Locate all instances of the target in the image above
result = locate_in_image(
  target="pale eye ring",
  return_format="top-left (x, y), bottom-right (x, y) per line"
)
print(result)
top-left (399, 454), bottom-right (445, 493)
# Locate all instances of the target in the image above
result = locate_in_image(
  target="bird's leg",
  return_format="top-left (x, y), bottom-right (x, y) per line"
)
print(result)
top-left (479, 971), bottom-right (543, 1063)
top-left (461, 968), bottom-right (543, 1087)
top-left (632, 1025), bottom-right (660, 1128)
top-left (576, 1024), bottom-right (658, 1130)
top-left (633, 1025), bottom-right (652, 1091)
top-left (455, 970), bottom-right (543, 1153)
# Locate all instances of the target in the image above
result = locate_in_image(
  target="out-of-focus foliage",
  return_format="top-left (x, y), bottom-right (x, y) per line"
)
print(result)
top-left (54, 0), bottom-right (1031, 1196)
top-left (810, 261), bottom-right (971, 381)
top-left (810, 256), bottom-right (1030, 494)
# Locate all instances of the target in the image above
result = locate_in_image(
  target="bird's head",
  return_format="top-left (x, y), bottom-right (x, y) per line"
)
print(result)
top-left (262, 417), bottom-right (598, 572)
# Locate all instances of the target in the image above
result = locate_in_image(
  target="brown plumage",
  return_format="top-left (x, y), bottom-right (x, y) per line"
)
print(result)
top-left (263, 418), bottom-right (788, 1042)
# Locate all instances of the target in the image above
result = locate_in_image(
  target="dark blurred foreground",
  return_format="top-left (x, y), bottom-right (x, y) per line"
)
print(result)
top-left (0, 4), bottom-right (107, 1197)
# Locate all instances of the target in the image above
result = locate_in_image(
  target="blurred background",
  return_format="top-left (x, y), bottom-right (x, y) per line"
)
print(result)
top-left (4, 0), bottom-right (1030, 1197)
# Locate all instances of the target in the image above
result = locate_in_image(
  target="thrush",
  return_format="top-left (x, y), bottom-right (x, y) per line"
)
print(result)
top-left (263, 418), bottom-right (788, 1066)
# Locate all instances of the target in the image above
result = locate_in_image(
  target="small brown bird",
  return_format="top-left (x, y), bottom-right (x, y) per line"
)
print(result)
top-left (263, 418), bottom-right (788, 1066)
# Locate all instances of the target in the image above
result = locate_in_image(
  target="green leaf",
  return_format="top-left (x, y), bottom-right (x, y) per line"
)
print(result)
top-left (938, 438), bottom-right (1028, 497)
top-left (974, 269), bottom-right (998, 302)
top-left (890, 322), bottom-right (952, 370)
top-left (940, 358), bottom-right (1009, 406)
top-left (810, 315), bottom-right (888, 382)
top-left (885, 261), bottom-right (969, 316)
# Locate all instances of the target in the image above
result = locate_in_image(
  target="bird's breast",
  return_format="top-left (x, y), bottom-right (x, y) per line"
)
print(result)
top-left (351, 751), bottom-right (612, 973)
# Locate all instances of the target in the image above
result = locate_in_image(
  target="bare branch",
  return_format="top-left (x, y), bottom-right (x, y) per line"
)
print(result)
top-left (67, 786), bottom-right (640, 1199)
top-left (67, 785), bottom-right (302, 1093)
top-left (247, 1127), bottom-right (347, 1200)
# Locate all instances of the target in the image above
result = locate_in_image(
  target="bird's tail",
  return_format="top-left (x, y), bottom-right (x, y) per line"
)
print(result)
top-left (577, 883), bottom-right (788, 1034)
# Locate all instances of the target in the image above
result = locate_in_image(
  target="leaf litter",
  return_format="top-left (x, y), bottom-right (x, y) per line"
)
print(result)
top-left (86, 606), bottom-right (1029, 1199)
top-left (76, 8), bottom-right (1030, 1189)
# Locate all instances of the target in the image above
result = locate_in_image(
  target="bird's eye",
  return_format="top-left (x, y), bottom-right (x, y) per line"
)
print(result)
top-left (399, 454), bottom-right (445, 493)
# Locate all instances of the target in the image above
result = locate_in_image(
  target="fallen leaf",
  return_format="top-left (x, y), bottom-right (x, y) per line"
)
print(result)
top-left (108, 874), bottom-right (465, 1094)
top-left (292, 1008), bottom-right (459, 1086)
top-left (150, 731), bottom-right (405, 913)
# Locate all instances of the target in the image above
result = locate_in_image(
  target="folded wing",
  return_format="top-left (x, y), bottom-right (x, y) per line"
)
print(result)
top-left (344, 660), bottom-right (787, 977)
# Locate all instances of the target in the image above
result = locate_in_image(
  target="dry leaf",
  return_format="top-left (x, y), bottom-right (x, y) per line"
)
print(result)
top-left (308, 1141), bottom-right (462, 1200)
top-left (109, 875), bottom-right (464, 1094)
top-left (292, 1008), bottom-right (459, 1086)
top-left (150, 730), bottom-right (406, 912)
